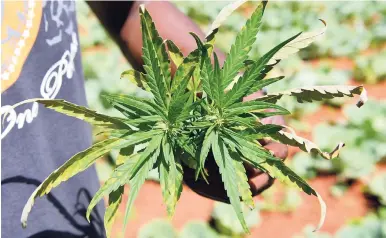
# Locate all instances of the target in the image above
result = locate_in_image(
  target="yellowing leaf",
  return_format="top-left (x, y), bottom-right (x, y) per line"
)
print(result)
top-left (121, 69), bottom-right (149, 90)
top-left (3, 98), bottom-right (128, 129)
top-left (233, 159), bottom-right (255, 209)
top-left (166, 40), bottom-right (184, 67)
top-left (105, 186), bottom-right (124, 238)
top-left (314, 191), bottom-right (327, 232)
top-left (21, 137), bottom-right (127, 228)
top-left (258, 85), bottom-right (368, 108)
top-left (86, 154), bottom-right (140, 222)
top-left (206, 0), bottom-right (248, 38)
top-left (267, 19), bottom-right (327, 65)
top-left (272, 129), bottom-right (345, 160)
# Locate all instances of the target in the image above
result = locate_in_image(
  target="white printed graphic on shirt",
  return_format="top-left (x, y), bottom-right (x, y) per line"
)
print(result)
top-left (1, 0), bottom-right (78, 140)
top-left (43, 0), bottom-right (76, 46)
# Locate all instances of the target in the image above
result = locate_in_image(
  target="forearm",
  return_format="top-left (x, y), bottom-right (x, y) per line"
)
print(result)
top-left (86, 1), bottom-right (141, 69)
top-left (87, 1), bottom-right (225, 70)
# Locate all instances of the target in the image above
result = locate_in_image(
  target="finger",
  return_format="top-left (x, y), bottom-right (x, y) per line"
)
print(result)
top-left (249, 174), bottom-right (275, 196)
top-left (261, 113), bottom-right (285, 126)
top-left (264, 141), bottom-right (288, 160)
top-left (244, 162), bottom-right (264, 178)
top-left (243, 91), bottom-right (264, 102)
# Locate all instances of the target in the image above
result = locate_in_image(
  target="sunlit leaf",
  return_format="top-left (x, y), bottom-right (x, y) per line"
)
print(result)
top-left (212, 131), bottom-right (249, 233)
top-left (166, 40), bottom-right (184, 67)
top-left (21, 137), bottom-right (130, 228)
top-left (105, 186), bottom-right (124, 238)
top-left (121, 69), bottom-right (149, 90)
top-left (221, 1), bottom-right (267, 90)
top-left (223, 32), bottom-right (302, 106)
top-left (272, 129), bottom-right (345, 160)
top-left (140, 6), bottom-right (169, 108)
top-left (258, 85), bottom-right (368, 108)
top-left (123, 134), bottom-right (163, 232)
top-left (267, 19), bottom-right (327, 65)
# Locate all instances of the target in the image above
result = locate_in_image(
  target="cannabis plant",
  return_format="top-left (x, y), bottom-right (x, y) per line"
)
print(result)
top-left (15, 1), bottom-right (367, 236)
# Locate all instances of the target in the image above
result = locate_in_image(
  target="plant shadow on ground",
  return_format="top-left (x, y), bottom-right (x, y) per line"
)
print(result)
top-left (2, 176), bottom-right (105, 238)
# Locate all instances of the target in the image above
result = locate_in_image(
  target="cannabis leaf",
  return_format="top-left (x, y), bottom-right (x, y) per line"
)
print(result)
top-left (212, 131), bottom-right (249, 232)
top-left (272, 129), bottom-right (346, 160)
top-left (104, 186), bottom-right (124, 238)
top-left (21, 137), bottom-right (131, 227)
top-left (221, 1), bottom-right (267, 90)
top-left (3, 98), bottom-right (128, 129)
top-left (121, 69), bottom-right (148, 91)
top-left (267, 19), bottom-right (327, 65)
top-left (257, 85), bottom-right (368, 108)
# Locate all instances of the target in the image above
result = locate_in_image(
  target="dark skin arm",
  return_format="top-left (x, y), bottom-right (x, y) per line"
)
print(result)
top-left (86, 1), bottom-right (288, 203)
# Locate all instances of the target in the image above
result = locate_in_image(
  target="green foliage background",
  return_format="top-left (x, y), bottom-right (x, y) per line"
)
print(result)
top-left (76, 1), bottom-right (386, 237)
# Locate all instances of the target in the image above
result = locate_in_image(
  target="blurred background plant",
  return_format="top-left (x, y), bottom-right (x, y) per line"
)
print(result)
top-left (76, 1), bottom-right (386, 237)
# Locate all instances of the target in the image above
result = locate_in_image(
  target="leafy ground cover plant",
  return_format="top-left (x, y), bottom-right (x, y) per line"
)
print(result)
top-left (11, 1), bottom-right (368, 236)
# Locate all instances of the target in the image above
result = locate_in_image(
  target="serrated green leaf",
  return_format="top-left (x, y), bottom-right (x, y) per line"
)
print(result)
top-left (226, 116), bottom-right (261, 129)
top-left (101, 93), bottom-right (156, 118)
top-left (272, 130), bottom-right (345, 160)
top-left (103, 93), bottom-right (168, 120)
top-left (123, 115), bottom-right (162, 127)
top-left (263, 158), bottom-right (316, 195)
top-left (123, 134), bottom-right (163, 232)
top-left (232, 154), bottom-right (255, 209)
top-left (224, 100), bottom-right (290, 117)
top-left (245, 76), bottom-right (284, 96)
top-left (212, 131), bottom-right (249, 233)
top-left (226, 130), bottom-right (317, 196)
top-left (201, 53), bottom-right (214, 100)
top-left (175, 134), bottom-right (197, 159)
top-left (116, 146), bottom-right (135, 165)
top-left (121, 69), bottom-right (149, 90)
top-left (256, 85), bottom-right (368, 108)
top-left (175, 94), bottom-right (201, 123)
top-left (221, 1), bottom-right (267, 90)
top-left (236, 124), bottom-right (284, 141)
top-left (196, 125), bottom-right (216, 179)
top-left (206, 0), bottom-right (248, 38)
top-left (129, 134), bottom-right (164, 180)
top-left (141, 7), bottom-right (171, 90)
top-left (21, 137), bottom-right (131, 228)
top-left (86, 154), bottom-right (140, 221)
top-left (260, 159), bottom-right (326, 231)
top-left (188, 32), bottom-right (207, 92)
top-left (166, 40), bottom-right (184, 67)
top-left (140, 6), bottom-right (169, 108)
top-left (168, 67), bottom-right (196, 123)
top-left (223, 32), bottom-right (302, 107)
top-left (159, 138), bottom-right (183, 216)
top-left (168, 93), bottom-right (191, 124)
top-left (227, 61), bottom-right (280, 92)
top-left (8, 99), bottom-right (128, 129)
top-left (212, 52), bottom-right (223, 105)
top-left (104, 186), bottom-right (124, 238)
top-left (267, 19), bottom-right (327, 65)
top-left (171, 49), bottom-right (200, 93)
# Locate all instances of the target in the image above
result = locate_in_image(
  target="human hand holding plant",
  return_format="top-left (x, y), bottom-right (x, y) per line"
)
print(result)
top-left (183, 96), bottom-right (288, 203)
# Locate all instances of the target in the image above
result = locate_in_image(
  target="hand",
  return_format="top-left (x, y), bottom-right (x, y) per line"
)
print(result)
top-left (183, 92), bottom-right (288, 203)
